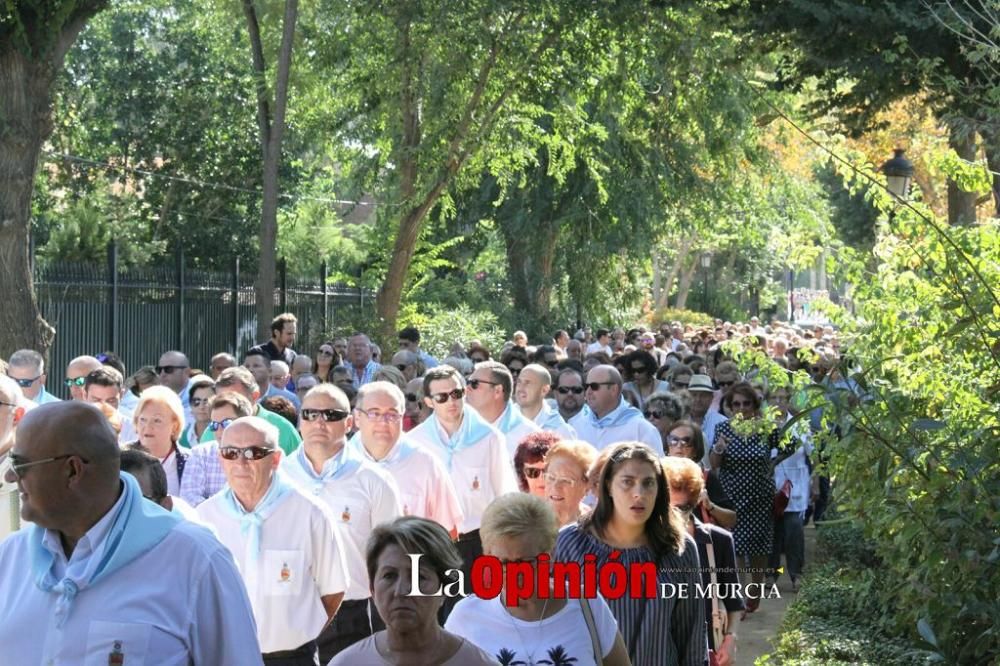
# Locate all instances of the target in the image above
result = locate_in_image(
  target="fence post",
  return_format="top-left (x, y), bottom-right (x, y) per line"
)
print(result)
top-left (232, 257), bottom-right (240, 354)
top-left (108, 240), bottom-right (119, 352)
top-left (176, 243), bottom-right (186, 351)
top-left (321, 260), bottom-right (329, 335)
top-left (279, 258), bottom-right (287, 312)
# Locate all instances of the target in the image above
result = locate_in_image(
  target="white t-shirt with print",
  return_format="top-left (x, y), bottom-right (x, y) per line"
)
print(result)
top-left (445, 592), bottom-right (618, 666)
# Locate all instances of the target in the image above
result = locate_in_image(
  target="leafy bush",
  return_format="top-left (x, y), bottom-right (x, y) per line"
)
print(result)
top-left (397, 303), bottom-right (506, 361)
top-left (814, 519), bottom-right (880, 569)
top-left (643, 307), bottom-right (715, 329)
top-left (762, 564), bottom-right (935, 666)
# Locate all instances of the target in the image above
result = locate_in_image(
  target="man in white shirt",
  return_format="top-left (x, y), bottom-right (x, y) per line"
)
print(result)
top-left (0, 401), bottom-right (262, 665)
top-left (7, 349), bottom-right (60, 404)
top-left (352, 381), bottom-right (463, 536)
top-left (465, 360), bottom-right (541, 457)
top-left (585, 328), bottom-right (613, 357)
top-left (515, 364), bottom-right (576, 439)
top-left (569, 364), bottom-right (664, 454)
top-left (198, 416), bottom-right (347, 664)
top-left (0, 375), bottom-right (26, 539)
top-left (282, 384), bottom-right (401, 662)
top-left (687, 374), bottom-right (728, 463)
top-left (407, 366), bottom-right (518, 574)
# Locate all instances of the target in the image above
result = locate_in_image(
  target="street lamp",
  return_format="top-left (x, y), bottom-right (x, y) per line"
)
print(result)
top-left (880, 148), bottom-right (915, 202)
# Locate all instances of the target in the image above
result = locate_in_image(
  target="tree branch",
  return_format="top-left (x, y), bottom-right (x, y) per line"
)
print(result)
top-left (243, 0), bottom-right (272, 153)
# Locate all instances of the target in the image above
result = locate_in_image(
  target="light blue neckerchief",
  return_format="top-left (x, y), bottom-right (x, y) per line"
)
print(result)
top-left (292, 441), bottom-right (363, 493)
top-left (583, 397), bottom-right (644, 429)
top-left (351, 431), bottom-right (417, 466)
top-left (30, 472), bottom-right (180, 627)
top-left (494, 401), bottom-right (529, 435)
top-left (220, 470), bottom-right (295, 563)
top-left (426, 405), bottom-right (495, 470)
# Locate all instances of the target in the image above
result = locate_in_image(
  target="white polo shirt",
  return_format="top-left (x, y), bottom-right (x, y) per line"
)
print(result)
top-left (197, 485), bottom-right (348, 653)
top-left (408, 414), bottom-right (518, 534)
top-left (569, 410), bottom-right (665, 455)
top-left (0, 513), bottom-right (263, 665)
top-left (354, 435), bottom-right (464, 533)
top-left (282, 446), bottom-right (402, 601)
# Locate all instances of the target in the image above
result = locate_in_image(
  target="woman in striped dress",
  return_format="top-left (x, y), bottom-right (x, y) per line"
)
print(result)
top-left (554, 442), bottom-right (707, 666)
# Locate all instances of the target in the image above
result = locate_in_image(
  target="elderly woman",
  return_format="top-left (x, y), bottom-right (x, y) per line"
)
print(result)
top-left (330, 517), bottom-right (498, 665)
top-left (666, 364), bottom-right (693, 392)
top-left (390, 350), bottom-right (424, 383)
top-left (662, 457), bottom-right (742, 664)
top-left (710, 382), bottom-right (790, 613)
top-left (129, 385), bottom-right (188, 496)
top-left (513, 431), bottom-right (561, 498)
top-left (446, 494), bottom-right (629, 666)
top-left (543, 439), bottom-right (596, 526)
top-left (555, 443), bottom-right (707, 666)
top-left (642, 392), bottom-right (685, 450)
top-left (666, 421), bottom-right (737, 530)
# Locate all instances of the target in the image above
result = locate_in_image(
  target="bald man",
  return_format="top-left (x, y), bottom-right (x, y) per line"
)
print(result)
top-left (514, 363), bottom-right (576, 439)
top-left (569, 364), bottom-right (664, 454)
top-left (0, 375), bottom-right (27, 538)
top-left (0, 401), bottom-right (262, 664)
top-left (64, 355), bottom-right (102, 400)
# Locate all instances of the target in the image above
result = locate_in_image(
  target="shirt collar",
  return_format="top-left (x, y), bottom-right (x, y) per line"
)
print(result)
top-left (43, 482), bottom-right (127, 570)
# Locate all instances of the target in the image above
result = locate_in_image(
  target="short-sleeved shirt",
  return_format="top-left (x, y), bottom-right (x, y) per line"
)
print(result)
top-left (330, 634), bottom-right (498, 665)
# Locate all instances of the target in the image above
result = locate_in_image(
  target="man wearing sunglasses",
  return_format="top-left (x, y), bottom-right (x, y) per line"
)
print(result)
top-left (180, 392), bottom-right (255, 507)
top-left (553, 367), bottom-right (586, 422)
top-left (515, 364), bottom-right (576, 440)
top-left (687, 374), bottom-right (728, 465)
top-left (283, 384), bottom-right (401, 662)
top-left (197, 367), bottom-right (302, 455)
top-left (64, 355), bottom-right (102, 401)
top-left (465, 360), bottom-right (541, 458)
top-left (569, 365), bottom-right (664, 455)
top-left (0, 402), bottom-right (263, 664)
top-left (7, 349), bottom-right (60, 404)
top-left (199, 416), bottom-right (346, 665)
top-left (407, 365), bottom-right (517, 581)
top-left (156, 350), bottom-right (193, 423)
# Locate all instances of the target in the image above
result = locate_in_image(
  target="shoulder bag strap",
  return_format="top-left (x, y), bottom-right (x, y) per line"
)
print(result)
top-left (579, 595), bottom-right (603, 665)
top-left (705, 539), bottom-right (725, 649)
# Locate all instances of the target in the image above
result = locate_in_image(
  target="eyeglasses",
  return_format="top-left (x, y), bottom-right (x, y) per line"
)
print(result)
top-left (405, 393), bottom-right (419, 402)
top-left (467, 378), bottom-right (500, 390)
top-left (0, 400), bottom-right (17, 409)
top-left (156, 365), bottom-right (188, 375)
top-left (190, 397), bottom-right (213, 407)
top-left (430, 388), bottom-right (464, 403)
top-left (667, 435), bottom-right (694, 448)
top-left (301, 408), bottom-right (350, 422)
top-left (218, 446), bottom-right (276, 461)
top-left (7, 373), bottom-right (40, 388)
top-left (4, 454), bottom-right (85, 482)
top-left (357, 409), bottom-right (402, 424)
top-left (585, 382), bottom-right (616, 391)
top-left (544, 472), bottom-right (579, 487)
top-left (522, 467), bottom-right (545, 479)
top-left (644, 409), bottom-right (666, 420)
top-left (64, 377), bottom-right (86, 388)
top-left (208, 418), bottom-right (234, 432)
top-left (556, 386), bottom-right (584, 395)
top-left (137, 415), bottom-right (171, 429)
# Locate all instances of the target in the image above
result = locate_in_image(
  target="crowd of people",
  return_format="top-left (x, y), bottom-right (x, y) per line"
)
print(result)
top-left (0, 312), bottom-right (848, 665)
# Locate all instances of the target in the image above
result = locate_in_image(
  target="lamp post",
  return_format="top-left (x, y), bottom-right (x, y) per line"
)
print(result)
top-left (880, 148), bottom-right (915, 203)
top-left (700, 253), bottom-right (712, 313)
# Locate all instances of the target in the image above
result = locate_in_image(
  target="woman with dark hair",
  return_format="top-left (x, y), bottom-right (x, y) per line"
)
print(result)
top-left (665, 420), bottom-right (736, 530)
top-left (642, 392), bottom-right (685, 449)
top-left (554, 443), bottom-right (706, 666)
top-left (513, 431), bottom-right (561, 497)
top-left (710, 382), bottom-right (789, 613)
top-left (330, 517), bottom-right (498, 665)
top-left (313, 340), bottom-right (342, 382)
top-left (622, 351), bottom-right (669, 410)
top-left (499, 346), bottom-right (529, 383)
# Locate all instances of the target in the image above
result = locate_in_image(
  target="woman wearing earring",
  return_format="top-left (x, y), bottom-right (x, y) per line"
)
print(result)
top-left (446, 494), bottom-right (629, 666)
top-left (554, 442), bottom-right (706, 666)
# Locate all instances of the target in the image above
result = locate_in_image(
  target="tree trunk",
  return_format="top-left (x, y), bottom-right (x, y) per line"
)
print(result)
top-left (0, 2), bottom-right (106, 358)
top-left (981, 128), bottom-right (1000, 215)
top-left (246, 0), bottom-right (298, 341)
top-left (656, 235), bottom-right (692, 310)
top-left (673, 256), bottom-right (698, 310)
top-left (947, 128), bottom-right (978, 226)
top-left (501, 217), bottom-right (560, 336)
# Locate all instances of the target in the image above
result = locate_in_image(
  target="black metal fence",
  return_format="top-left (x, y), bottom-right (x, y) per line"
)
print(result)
top-left (35, 244), bottom-right (373, 398)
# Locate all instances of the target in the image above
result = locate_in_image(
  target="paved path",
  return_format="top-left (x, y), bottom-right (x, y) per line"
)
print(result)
top-left (736, 523), bottom-right (817, 665)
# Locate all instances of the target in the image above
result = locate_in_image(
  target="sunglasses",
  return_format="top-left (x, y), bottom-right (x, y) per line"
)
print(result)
top-left (8, 374), bottom-right (40, 388)
top-left (405, 393), bottom-right (419, 402)
top-left (208, 418), bottom-right (234, 432)
top-left (585, 382), bottom-right (616, 391)
top-left (644, 409), bottom-right (666, 419)
top-left (522, 467), bottom-right (545, 479)
top-left (430, 388), bottom-right (465, 403)
top-left (301, 408), bottom-right (350, 422)
top-left (64, 377), bottom-right (86, 388)
top-left (395, 364), bottom-right (409, 372)
top-left (508, 367), bottom-right (523, 376)
top-left (557, 386), bottom-right (584, 395)
top-left (156, 365), bottom-right (188, 375)
top-left (190, 397), bottom-right (213, 407)
top-left (667, 435), bottom-right (694, 447)
top-left (630, 367), bottom-right (647, 375)
top-left (467, 378), bottom-right (500, 390)
top-left (219, 446), bottom-right (275, 461)
top-left (318, 349), bottom-right (334, 356)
